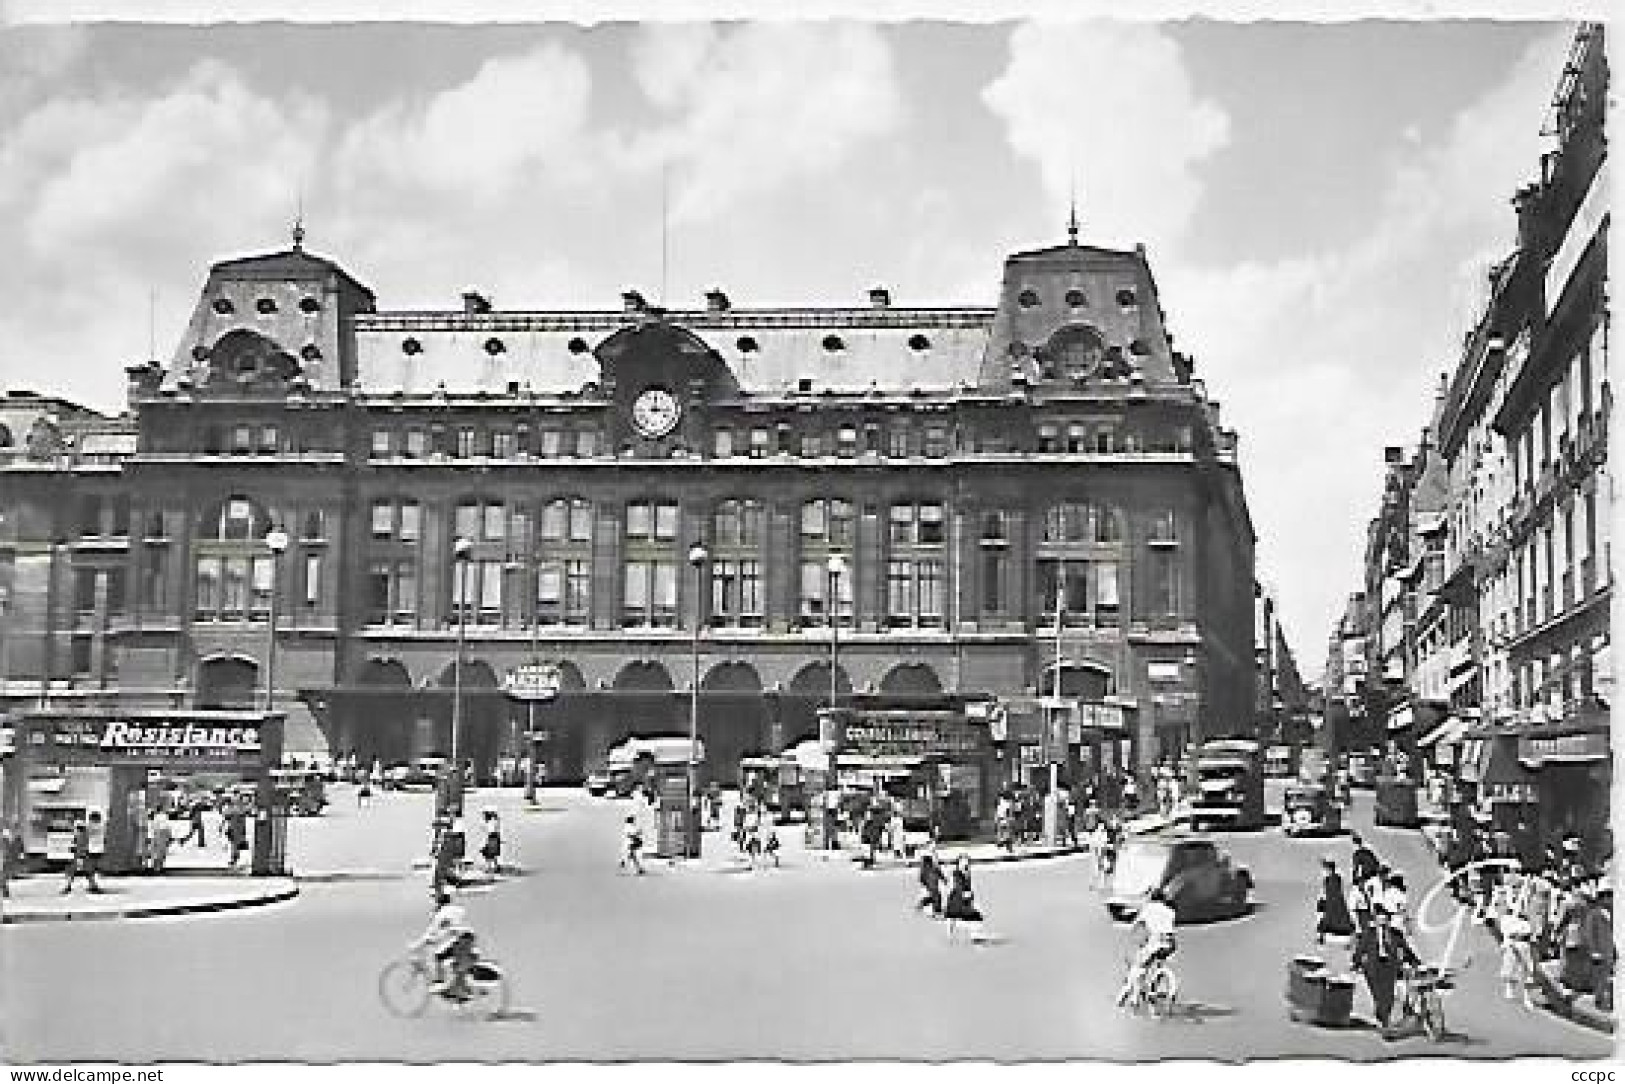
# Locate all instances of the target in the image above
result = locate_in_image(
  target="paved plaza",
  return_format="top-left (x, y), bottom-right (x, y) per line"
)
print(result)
top-left (1, 782), bottom-right (1609, 1062)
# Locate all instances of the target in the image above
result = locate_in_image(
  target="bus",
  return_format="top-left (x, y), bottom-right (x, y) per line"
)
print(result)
top-left (1188, 738), bottom-right (1267, 831)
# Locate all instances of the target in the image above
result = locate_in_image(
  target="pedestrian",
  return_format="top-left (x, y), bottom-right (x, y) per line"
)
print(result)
top-left (147, 809), bottom-right (173, 875)
top-left (762, 818), bottom-right (781, 868)
top-left (1351, 904), bottom-right (1420, 1037)
top-left (620, 814), bottom-right (645, 875)
top-left (180, 798), bottom-right (207, 848)
top-left (994, 793), bottom-right (1014, 854)
top-left (224, 798), bottom-right (249, 869)
top-left (370, 759), bottom-right (385, 793)
top-left (743, 802), bottom-right (764, 867)
top-left (1588, 887), bottom-right (1615, 1012)
top-left (1122, 774), bottom-right (1139, 813)
top-left (1090, 819), bottom-right (1112, 886)
top-left (357, 774), bottom-right (373, 807)
top-left (888, 805), bottom-right (907, 859)
top-left (859, 805), bottom-right (884, 869)
top-left (1381, 873), bottom-right (1411, 935)
top-left (1348, 870), bottom-right (1372, 939)
top-left (732, 796), bottom-right (748, 856)
top-left (1498, 890), bottom-right (1538, 1008)
top-left (944, 854), bottom-right (989, 944)
top-left (1315, 857), bottom-right (1355, 944)
top-left (1522, 864), bottom-right (1555, 960)
top-left (1350, 833), bottom-right (1380, 888)
top-left (916, 837), bottom-right (946, 917)
top-left (479, 809), bottom-right (502, 875)
top-left (1058, 786), bottom-right (1079, 847)
top-left (61, 812), bottom-right (103, 895)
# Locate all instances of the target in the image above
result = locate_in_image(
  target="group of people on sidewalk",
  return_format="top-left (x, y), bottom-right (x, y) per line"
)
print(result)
top-left (1483, 858), bottom-right (1614, 1014)
top-left (431, 809), bottom-right (505, 894)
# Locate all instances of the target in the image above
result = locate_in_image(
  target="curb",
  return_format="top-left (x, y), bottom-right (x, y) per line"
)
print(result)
top-left (292, 870), bottom-right (411, 884)
top-left (1, 882), bottom-right (299, 925)
top-left (1534, 960), bottom-right (1618, 1035)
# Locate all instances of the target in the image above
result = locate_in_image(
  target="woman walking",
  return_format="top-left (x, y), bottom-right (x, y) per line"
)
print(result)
top-left (479, 809), bottom-right (502, 875)
top-left (944, 854), bottom-right (989, 944)
top-left (916, 837), bottom-right (946, 918)
top-left (1315, 857), bottom-right (1355, 944)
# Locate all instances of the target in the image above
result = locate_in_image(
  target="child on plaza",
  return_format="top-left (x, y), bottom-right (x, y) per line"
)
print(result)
top-left (621, 814), bottom-right (645, 875)
top-left (479, 809), bottom-right (502, 875)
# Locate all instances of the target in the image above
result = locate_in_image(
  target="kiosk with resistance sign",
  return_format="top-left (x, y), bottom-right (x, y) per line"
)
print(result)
top-left (6, 709), bottom-right (286, 875)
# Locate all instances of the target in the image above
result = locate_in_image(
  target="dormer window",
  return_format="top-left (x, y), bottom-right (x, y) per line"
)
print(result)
top-left (298, 297), bottom-right (322, 314)
top-left (255, 298), bottom-right (279, 315)
top-left (212, 298), bottom-right (235, 315)
top-left (1065, 289), bottom-right (1086, 307)
top-left (299, 344), bottom-right (322, 362)
top-left (1018, 289), bottom-right (1040, 309)
top-left (568, 337), bottom-right (590, 355)
top-left (1116, 288), bottom-right (1138, 307)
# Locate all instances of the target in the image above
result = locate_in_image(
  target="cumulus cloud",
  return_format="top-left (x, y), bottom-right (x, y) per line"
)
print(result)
top-left (333, 44), bottom-right (598, 205)
top-left (630, 22), bottom-right (905, 223)
top-left (983, 21), bottom-right (1230, 253)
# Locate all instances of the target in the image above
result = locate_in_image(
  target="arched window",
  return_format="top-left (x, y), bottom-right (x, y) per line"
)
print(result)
top-left (1045, 324), bottom-right (1106, 380)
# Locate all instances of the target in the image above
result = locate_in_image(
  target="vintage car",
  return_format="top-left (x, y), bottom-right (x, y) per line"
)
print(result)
top-left (269, 769), bottom-right (329, 816)
top-left (1105, 836), bottom-right (1253, 923)
top-left (584, 768), bottom-right (614, 797)
top-left (1346, 753), bottom-right (1379, 789)
top-left (1280, 783), bottom-right (1343, 836)
top-left (386, 756), bottom-right (448, 791)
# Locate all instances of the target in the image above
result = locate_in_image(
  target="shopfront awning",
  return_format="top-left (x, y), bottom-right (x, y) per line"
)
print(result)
top-left (1476, 733), bottom-right (1539, 803)
top-left (1418, 715), bottom-right (1469, 749)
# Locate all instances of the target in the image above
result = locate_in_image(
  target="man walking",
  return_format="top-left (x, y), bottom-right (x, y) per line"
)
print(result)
top-left (1351, 905), bottom-right (1420, 1036)
top-left (147, 809), bottom-right (174, 874)
top-left (61, 812), bottom-right (103, 895)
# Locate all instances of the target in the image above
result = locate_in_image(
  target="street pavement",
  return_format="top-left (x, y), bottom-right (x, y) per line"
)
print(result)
top-left (2, 780), bottom-right (1611, 1062)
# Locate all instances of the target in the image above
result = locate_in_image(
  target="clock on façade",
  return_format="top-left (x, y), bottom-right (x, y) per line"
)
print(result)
top-left (630, 386), bottom-right (683, 439)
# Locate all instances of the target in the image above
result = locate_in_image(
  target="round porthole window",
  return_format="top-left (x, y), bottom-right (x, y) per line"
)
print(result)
top-left (1116, 288), bottom-right (1138, 307)
top-left (737, 336), bottom-right (759, 353)
top-left (567, 337), bottom-right (590, 355)
top-left (256, 298), bottom-right (279, 315)
top-left (211, 298), bottom-right (235, 315)
top-left (300, 344), bottom-right (322, 362)
top-left (822, 335), bottom-right (845, 352)
top-left (484, 338), bottom-right (506, 355)
top-left (298, 297), bottom-right (322, 314)
top-left (402, 338), bottom-right (423, 356)
top-left (1018, 289), bottom-right (1040, 309)
top-left (1065, 289), bottom-right (1086, 307)
top-left (908, 334), bottom-right (931, 351)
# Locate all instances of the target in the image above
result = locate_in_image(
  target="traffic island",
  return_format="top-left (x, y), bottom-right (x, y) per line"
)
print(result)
top-left (0, 874), bottom-right (298, 924)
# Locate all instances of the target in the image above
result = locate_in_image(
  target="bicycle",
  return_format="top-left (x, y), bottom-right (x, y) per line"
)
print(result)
top-left (1395, 963), bottom-right (1452, 1041)
top-left (378, 942), bottom-right (509, 1019)
top-left (1117, 949), bottom-right (1180, 1017)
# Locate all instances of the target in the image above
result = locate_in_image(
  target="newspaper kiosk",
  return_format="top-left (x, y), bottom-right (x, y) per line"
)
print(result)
top-left (7, 709), bottom-right (286, 875)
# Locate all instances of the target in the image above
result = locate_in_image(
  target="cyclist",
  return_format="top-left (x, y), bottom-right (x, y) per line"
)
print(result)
top-left (1117, 885), bottom-right (1178, 1006)
top-left (415, 891), bottom-right (477, 1001)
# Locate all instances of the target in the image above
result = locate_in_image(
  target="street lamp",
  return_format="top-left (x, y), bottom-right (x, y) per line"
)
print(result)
top-left (0, 586), bottom-right (10, 706)
top-left (824, 553), bottom-right (848, 850)
top-left (263, 527), bottom-right (289, 713)
top-left (449, 535), bottom-right (473, 816)
top-left (687, 542), bottom-right (709, 859)
top-left (523, 538), bottom-right (544, 805)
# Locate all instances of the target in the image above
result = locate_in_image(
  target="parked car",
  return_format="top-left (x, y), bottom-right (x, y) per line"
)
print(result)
top-left (1346, 754), bottom-right (1378, 789)
top-left (584, 768), bottom-right (613, 797)
top-left (1280, 783), bottom-right (1343, 836)
top-left (270, 769), bottom-right (328, 816)
top-left (1106, 836), bottom-right (1253, 923)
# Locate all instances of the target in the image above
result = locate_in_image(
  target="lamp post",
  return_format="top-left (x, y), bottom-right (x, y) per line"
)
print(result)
top-left (687, 543), bottom-right (709, 859)
top-left (1045, 566), bottom-right (1065, 845)
top-left (263, 527), bottom-right (289, 713)
top-left (824, 553), bottom-right (847, 850)
top-left (0, 587), bottom-right (10, 706)
top-left (449, 535), bottom-right (473, 816)
top-left (523, 543), bottom-right (543, 804)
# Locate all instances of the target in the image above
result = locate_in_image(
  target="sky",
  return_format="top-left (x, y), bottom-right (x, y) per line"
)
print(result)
top-left (0, 7), bottom-right (1583, 675)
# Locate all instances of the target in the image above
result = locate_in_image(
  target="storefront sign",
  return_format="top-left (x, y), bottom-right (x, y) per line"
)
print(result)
top-left (1518, 730), bottom-right (1609, 767)
top-left (843, 717), bottom-right (980, 758)
top-left (100, 721), bottom-right (261, 754)
top-left (504, 663), bottom-right (562, 702)
top-left (1484, 782), bottom-right (1537, 804)
top-left (1078, 703), bottom-right (1126, 731)
top-left (26, 715), bottom-right (271, 766)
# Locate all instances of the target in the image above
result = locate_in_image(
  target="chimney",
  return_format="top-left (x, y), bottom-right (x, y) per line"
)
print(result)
top-left (705, 288), bottom-right (732, 313)
top-left (1511, 182), bottom-right (1545, 253)
top-left (462, 291), bottom-right (491, 315)
top-left (1383, 446), bottom-right (1405, 465)
top-left (622, 289), bottom-right (647, 314)
top-left (868, 286), bottom-right (891, 309)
